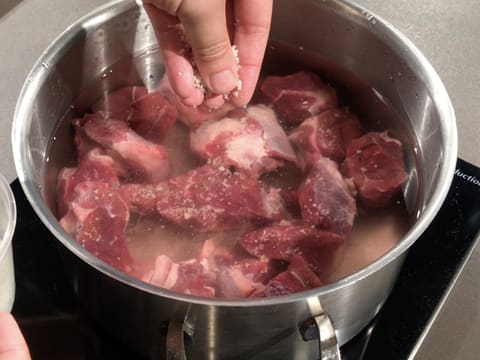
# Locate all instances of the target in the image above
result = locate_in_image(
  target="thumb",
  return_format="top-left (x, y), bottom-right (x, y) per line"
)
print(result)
top-left (178, 0), bottom-right (238, 94)
top-left (0, 313), bottom-right (31, 360)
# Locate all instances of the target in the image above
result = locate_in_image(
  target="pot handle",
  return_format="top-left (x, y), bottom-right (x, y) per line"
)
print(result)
top-left (166, 305), bottom-right (340, 360)
top-left (299, 311), bottom-right (341, 360)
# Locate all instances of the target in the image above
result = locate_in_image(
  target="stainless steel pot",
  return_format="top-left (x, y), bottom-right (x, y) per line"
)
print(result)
top-left (12, 0), bottom-right (457, 359)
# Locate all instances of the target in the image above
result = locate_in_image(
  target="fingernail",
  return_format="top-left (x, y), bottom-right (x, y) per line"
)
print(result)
top-left (209, 69), bottom-right (236, 94)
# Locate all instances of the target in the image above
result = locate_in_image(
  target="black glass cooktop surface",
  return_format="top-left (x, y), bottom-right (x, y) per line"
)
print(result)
top-left (11, 158), bottom-right (480, 360)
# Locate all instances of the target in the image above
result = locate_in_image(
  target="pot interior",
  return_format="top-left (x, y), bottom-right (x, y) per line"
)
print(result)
top-left (13, 0), bottom-right (456, 301)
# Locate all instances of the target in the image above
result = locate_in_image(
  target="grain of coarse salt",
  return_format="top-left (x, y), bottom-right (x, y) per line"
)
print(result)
top-left (193, 45), bottom-right (242, 99)
top-left (193, 73), bottom-right (206, 93)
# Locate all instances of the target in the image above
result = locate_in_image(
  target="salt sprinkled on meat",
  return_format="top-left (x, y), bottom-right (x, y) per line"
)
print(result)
top-left (298, 156), bottom-right (357, 235)
top-left (341, 131), bottom-right (409, 207)
top-left (190, 105), bottom-right (297, 176)
top-left (156, 164), bottom-right (287, 232)
top-left (56, 148), bottom-right (120, 218)
top-left (80, 115), bottom-right (170, 183)
top-left (59, 181), bottom-right (131, 271)
top-left (120, 183), bottom-right (162, 216)
top-left (239, 221), bottom-right (345, 279)
top-left (55, 65), bottom-right (411, 300)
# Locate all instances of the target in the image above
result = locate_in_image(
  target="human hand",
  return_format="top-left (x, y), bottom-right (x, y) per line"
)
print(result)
top-left (143, 0), bottom-right (273, 108)
top-left (0, 313), bottom-right (31, 360)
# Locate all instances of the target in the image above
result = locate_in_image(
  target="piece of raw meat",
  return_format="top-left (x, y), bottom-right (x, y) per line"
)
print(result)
top-left (129, 92), bottom-right (177, 143)
top-left (341, 131), bottom-right (409, 207)
top-left (250, 255), bottom-right (323, 297)
top-left (158, 74), bottom-right (236, 129)
top-left (298, 156), bottom-right (357, 235)
top-left (197, 239), bottom-right (236, 268)
top-left (74, 115), bottom-right (133, 178)
top-left (240, 221), bottom-right (345, 278)
top-left (216, 259), bottom-right (271, 298)
top-left (140, 238), bottom-right (319, 298)
top-left (287, 254), bottom-right (323, 288)
top-left (289, 108), bottom-right (364, 169)
top-left (169, 259), bottom-right (216, 297)
top-left (191, 105), bottom-right (297, 176)
top-left (156, 164), bottom-right (286, 232)
top-left (138, 240), bottom-right (217, 294)
top-left (197, 239), bottom-right (281, 298)
top-left (250, 271), bottom-right (306, 297)
top-left (81, 115), bottom-right (170, 183)
top-left (120, 183), bottom-right (160, 216)
top-left (258, 162), bottom-right (304, 214)
top-left (57, 148), bottom-right (120, 218)
top-left (73, 115), bottom-right (102, 159)
top-left (92, 86), bottom-right (149, 122)
top-left (260, 71), bottom-right (338, 126)
top-left (92, 86), bottom-right (177, 143)
top-left (143, 255), bottom-right (216, 297)
top-left (59, 181), bottom-right (131, 271)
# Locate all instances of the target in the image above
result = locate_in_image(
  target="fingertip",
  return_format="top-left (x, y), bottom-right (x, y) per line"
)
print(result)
top-left (203, 94), bottom-right (225, 110)
top-left (181, 88), bottom-right (205, 107)
top-left (0, 313), bottom-right (30, 357)
top-left (178, 1), bottom-right (239, 95)
top-left (164, 60), bottom-right (202, 102)
top-left (227, 66), bottom-right (258, 107)
top-left (227, 89), bottom-right (249, 107)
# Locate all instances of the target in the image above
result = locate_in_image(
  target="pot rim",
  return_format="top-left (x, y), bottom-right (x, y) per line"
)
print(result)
top-left (12, 0), bottom-right (457, 307)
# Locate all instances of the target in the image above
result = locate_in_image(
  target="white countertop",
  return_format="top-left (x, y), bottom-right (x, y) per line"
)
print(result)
top-left (1, 0), bottom-right (479, 359)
